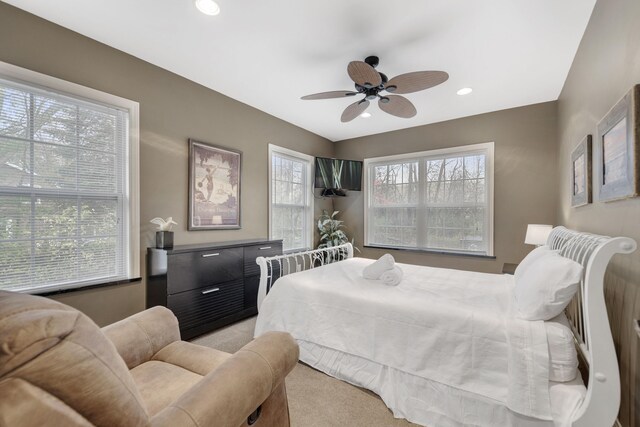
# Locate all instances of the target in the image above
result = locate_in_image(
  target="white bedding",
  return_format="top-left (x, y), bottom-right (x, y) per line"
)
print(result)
top-left (298, 341), bottom-right (584, 427)
top-left (298, 341), bottom-right (586, 427)
top-left (545, 314), bottom-right (579, 382)
top-left (255, 257), bottom-right (566, 424)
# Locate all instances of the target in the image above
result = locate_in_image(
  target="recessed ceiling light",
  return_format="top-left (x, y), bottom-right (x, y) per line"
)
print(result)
top-left (360, 112), bottom-right (372, 118)
top-left (195, 0), bottom-right (220, 16)
top-left (457, 87), bottom-right (473, 96)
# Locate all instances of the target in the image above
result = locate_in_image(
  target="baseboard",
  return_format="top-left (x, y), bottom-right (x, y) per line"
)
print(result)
top-left (614, 418), bottom-right (622, 427)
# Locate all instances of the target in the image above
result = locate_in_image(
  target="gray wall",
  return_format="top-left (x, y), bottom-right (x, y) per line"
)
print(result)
top-left (556, 0), bottom-right (640, 424)
top-left (0, 3), bottom-right (334, 326)
top-left (334, 102), bottom-right (559, 273)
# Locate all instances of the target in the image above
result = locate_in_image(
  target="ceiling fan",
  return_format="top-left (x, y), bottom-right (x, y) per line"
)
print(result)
top-left (301, 56), bottom-right (449, 122)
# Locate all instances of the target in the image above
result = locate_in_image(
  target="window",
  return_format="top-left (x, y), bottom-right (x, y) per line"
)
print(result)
top-left (0, 62), bottom-right (139, 293)
top-left (269, 144), bottom-right (313, 252)
top-left (364, 142), bottom-right (494, 256)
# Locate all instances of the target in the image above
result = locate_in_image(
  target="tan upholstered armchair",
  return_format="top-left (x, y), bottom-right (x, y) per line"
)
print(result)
top-left (0, 290), bottom-right (298, 427)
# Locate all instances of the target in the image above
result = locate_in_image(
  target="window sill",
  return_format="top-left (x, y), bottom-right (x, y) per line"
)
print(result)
top-left (32, 277), bottom-right (142, 297)
top-left (363, 245), bottom-right (496, 260)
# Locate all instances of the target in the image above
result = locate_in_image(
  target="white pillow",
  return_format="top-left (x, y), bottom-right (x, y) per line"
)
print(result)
top-left (514, 245), bottom-right (555, 284)
top-left (514, 251), bottom-right (583, 321)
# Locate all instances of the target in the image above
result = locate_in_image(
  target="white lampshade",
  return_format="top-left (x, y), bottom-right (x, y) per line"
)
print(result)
top-left (525, 224), bottom-right (553, 246)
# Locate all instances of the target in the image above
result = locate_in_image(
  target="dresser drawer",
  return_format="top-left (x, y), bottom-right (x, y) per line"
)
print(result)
top-left (167, 247), bottom-right (243, 294)
top-left (168, 280), bottom-right (244, 332)
top-left (244, 275), bottom-right (259, 308)
top-left (244, 242), bottom-right (282, 277)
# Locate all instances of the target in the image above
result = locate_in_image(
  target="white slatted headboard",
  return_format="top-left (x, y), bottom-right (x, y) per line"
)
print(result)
top-left (547, 226), bottom-right (636, 427)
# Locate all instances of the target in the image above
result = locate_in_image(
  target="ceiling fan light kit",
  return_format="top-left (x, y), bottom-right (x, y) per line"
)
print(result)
top-left (195, 0), bottom-right (220, 16)
top-left (302, 56), bottom-right (449, 122)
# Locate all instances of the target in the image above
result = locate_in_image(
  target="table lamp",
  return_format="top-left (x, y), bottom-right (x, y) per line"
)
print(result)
top-left (525, 224), bottom-right (553, 246)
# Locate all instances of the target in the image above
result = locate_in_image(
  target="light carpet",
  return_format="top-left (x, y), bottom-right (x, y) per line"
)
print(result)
top-left (192, 316), bottom-right (418, 427)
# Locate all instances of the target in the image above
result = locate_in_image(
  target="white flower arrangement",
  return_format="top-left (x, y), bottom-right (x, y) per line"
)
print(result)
top-left (150, 217), bottom-right (177, 232)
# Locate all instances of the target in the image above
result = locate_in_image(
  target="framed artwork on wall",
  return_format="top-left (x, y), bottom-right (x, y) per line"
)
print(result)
top-left (188, 139), bottom-right (241, 230)
top-left (596, 85), bottom-right (640, 202)
top-left (571, 135), bottom-right (592, 207)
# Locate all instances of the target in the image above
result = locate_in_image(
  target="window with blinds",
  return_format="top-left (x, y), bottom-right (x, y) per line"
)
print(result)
top-left (269, 145), bottom-right (313, 252)
top-left (364, 143), bottom-right (494, 256)
top-left (0, 70), bottom-right (137, 293)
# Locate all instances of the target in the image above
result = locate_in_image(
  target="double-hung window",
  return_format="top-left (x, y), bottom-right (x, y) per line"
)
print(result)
top-left (0, 62), bottom-right (139, 293)
top-left (364, 142), bottom-right (494, 256)
top-left (269, 144), bottom-right (313, 252)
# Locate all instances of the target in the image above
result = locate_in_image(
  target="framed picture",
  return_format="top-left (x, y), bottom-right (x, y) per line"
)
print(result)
top-left (596, 85), bottom-right (640, 202)
top-left (571, 135), bottom-right (592, 207)
top-left (188, 139), bottom-right (241, 230)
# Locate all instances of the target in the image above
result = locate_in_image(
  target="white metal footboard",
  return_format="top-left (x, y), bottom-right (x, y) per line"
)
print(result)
top-left (256, 243), bottom-right (354, 310)
top-left (547, 226), bottom-right (636, 427)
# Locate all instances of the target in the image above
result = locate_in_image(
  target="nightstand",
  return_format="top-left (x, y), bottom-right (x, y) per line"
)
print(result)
top-left (502, 263), bottom-right (518, 275)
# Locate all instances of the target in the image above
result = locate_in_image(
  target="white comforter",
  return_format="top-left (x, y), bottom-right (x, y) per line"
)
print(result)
top-left (255, 257), bottom-right (553, 420)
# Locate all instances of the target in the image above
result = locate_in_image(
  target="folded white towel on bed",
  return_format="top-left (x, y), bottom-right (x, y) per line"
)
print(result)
top-left (363, 254), bottom-right (395, 279)
top-left (380, 266), bottom-right (403, 286)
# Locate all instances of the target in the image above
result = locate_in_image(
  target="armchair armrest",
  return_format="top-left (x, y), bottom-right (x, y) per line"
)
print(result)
top-left (101, 306), bottom-right (180, 369)
top-left (151, 331), bottom-right (299, 427)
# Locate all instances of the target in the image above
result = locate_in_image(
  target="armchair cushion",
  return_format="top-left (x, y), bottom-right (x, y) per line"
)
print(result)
top-left (131, 361), bottom-right (203, 416)
top-left (131, 342), bottom-right (231, 416)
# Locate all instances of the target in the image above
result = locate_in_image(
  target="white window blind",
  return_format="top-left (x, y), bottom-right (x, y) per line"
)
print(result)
top-left (365, 143), bottom-right (494, 256)
top-left (269, 145), bottom-right (313, 252)
top-left (0, 72), bottom-right (136, 293)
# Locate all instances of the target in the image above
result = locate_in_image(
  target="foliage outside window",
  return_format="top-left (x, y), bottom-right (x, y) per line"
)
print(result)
top-left (269, 145), bottom-right (313, 252)
top-left (365, 143), bottom-right (494, 256)
top-left (0, 69), bottom-right (137, 293)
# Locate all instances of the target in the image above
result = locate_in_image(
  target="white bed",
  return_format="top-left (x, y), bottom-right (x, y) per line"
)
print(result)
top-left (254, 227), bottom-right (636, 427)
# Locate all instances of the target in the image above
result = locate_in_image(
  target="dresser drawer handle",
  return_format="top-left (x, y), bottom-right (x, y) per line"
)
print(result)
top-left (202, 253), bottom-right (220, 258)
top-left (259, 246), bottom-right (272, 250)
top-left (202, 287), bottom-right (220, 295)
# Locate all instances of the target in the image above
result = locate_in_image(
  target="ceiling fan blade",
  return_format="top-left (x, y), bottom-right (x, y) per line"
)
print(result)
top-left (379, 95), bottom-right (417, 118)
top-left (341, 99), bottom-right (370, 122)
top-left (385, 71), bottom-right (449, 94)
top-left (301, 90), bottom-right (358, 100)
top-left (347, 61), bottom-right (382, 88)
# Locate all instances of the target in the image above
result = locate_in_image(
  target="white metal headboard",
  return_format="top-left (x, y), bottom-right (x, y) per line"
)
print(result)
top-left (546, 226), bottom-right (636, 427)
top-left (256, 243), bottom-right (354, 310)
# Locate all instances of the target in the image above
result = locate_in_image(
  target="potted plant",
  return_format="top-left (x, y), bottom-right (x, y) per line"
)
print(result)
top-left (151, 217), bottom-right (177, 249)
top-left (317, 210), bottom-right (358, 251)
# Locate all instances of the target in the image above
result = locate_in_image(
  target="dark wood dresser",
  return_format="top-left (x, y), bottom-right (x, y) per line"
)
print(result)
top-left (146, 239), bottom-right (282, 340)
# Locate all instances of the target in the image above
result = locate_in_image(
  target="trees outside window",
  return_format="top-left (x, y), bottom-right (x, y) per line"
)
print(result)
top-left (365, 143), bottom-right (494, 256)
top-left (269, 145), bottom-right (313, 252)
top-left (0, 65), bottom-right (138, 293)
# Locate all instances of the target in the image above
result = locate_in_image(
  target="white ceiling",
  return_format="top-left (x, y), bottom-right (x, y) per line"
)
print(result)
top-left (4, 0), bottom-right (596, 142)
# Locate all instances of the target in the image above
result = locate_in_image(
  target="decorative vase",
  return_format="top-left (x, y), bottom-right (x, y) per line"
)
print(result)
top-left (156, 231), bottom-right (174, 249)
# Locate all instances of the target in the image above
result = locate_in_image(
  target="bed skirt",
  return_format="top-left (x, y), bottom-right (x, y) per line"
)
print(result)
top-left (298, 340), bottom-right (585, 427)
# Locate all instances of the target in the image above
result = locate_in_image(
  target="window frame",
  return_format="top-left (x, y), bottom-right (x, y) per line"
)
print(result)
top-left (268, 144), bottom-right (314, 253)
top-left (364, 142), bottom-right (494, 257)
top-left (0, 61), bottom-right (140, 293)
